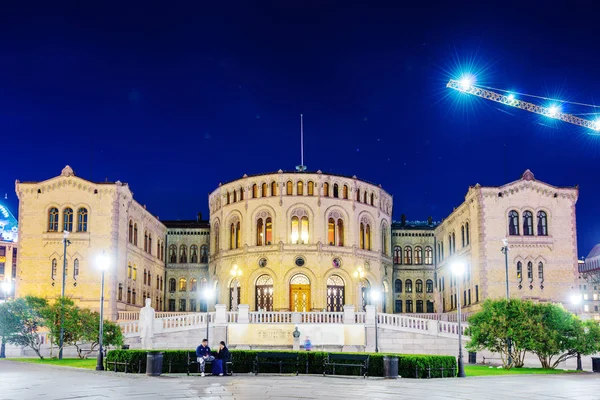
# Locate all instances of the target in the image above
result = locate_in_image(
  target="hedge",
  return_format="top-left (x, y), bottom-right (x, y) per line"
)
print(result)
top-left (106, 349), bottom-right (456, 378)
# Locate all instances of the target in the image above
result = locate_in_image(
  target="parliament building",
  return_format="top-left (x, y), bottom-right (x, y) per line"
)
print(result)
top-left (12, 166), bottom-right (580, 320)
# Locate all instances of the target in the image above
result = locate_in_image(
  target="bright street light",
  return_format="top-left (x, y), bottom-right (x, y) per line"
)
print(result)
top-left (203, 288), bottom-right (214, 300)
top-left (369, 289), bottom-right (382, 353)
top-left (1, 280), bottom-right (11, 295)
top-left (451, 261), bottom-right (465, 276)
top-left (354, 267), bottom-right (365, 279)
top-left (230, 264), bottom-right (242, 277)
top-left (459, 75), bottom-right (475, 91)
top-left (370, 290), bottom-right (381, 303)
top-left (203, 287), bottom-right (214, 346)
top-left (571, 293), bottom-right (582, 305)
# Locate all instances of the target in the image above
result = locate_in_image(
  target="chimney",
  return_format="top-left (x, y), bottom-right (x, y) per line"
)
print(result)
top-left (428, 216), bottom-right (433, 225)
top-left (197, 212), bottom-right (202, 222)
top-left (401, 214), bottom-right (406, 226)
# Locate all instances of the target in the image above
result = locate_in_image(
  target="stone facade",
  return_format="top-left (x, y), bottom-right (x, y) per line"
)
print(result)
top-left (208, 171), bottom-right (394, 311)
top-left (435, 169), bottom-right (579, 313)
top-left (164, 216), bottom-right (210, 312)
top-left (579, 247), bottom-right (600, 320)
top-left (15, 166), bottom-right (166, 320)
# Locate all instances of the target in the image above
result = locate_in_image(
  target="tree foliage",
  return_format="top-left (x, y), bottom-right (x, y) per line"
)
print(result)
top-left (0, 297), bottom-right (48, 359)
top-left (467, 299), bottom-right (600, 369)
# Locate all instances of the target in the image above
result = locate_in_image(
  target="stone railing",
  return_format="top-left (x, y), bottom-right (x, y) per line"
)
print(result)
top-left (378, 314), bottom-right (430, 332)
top-left (248, 311), bottom-right (293, 324)
top-left (118, 311), bottom-right (189, 321)
top-left (162, 312), bottom-right (213, 332)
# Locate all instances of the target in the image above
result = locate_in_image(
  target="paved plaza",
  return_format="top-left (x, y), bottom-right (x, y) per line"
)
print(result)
top-left (1, 361), bottom-right (600, 400)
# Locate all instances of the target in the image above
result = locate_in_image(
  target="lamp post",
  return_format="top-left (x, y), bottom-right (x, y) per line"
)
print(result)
top-left (96, 253), bottom-right (110, 371)
top-left (59, 230), bottom-right (71, 360)
top-left (451, 261), bottom-right (466, 378)
top-left (203, 288), bottom-right (214, 346)
top-left (230, 265), bottom-right (242, 312)
top-left (501, 238), bottom-right (512, 367)
top-left (570, 293), bottom-right (583, 371)
top-left (0, 280), bottom-right (12, 359)
top-left (370, 290), bottom-right (381, 353)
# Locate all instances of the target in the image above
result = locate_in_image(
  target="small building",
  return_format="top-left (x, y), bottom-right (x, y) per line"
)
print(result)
top-left (0, 200), bottom-right (18, 300)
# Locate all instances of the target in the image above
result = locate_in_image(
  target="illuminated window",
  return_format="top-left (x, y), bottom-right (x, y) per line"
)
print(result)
top-left (214, 223), bottom-right (220, 253)
top-left (360, 223), bottom-right (365, 249)
top-left (517, 261), bottom-right (522, 281)
top-left (404, 246), bottom-right (412, 264)
top-left (291, 215), bottom-right (309, 244)
top-left (179, 245), bottom-right (188, 263)
top-left (132, 265), bottom-right (137, 281)
top-left (508, 211), bottom-right (519, 235)
top-left (328, 218), bottom-right (335, 245)
top-left (262, 183), bottom-right (267, 197)
top-left (63, 207), bottom-right (73, 232)
top-left (127, 264), bottom-right (132, 278)
top-left (271, 181), bottom-right (277, 196)
top-left (425, 247), bottom-right (433, 264)
top-left (343, 185), bottom-right (348, 199)
top-left (51, 258), bottom-right (57, 279)
top-left (297, 181), bottom-right (303, 195)
top-left (323, 182), bottom-right (329, 197)
top-left (77, 208), bottom-right (88, 232)
top-left (307, 181), bottom-right (314, 196)
top-left (48, 208), bottom-right (59, 232)
top-left (584, 304), bottom-right (590, 312)
top-left (405, 279), bottom-right (413, 293)
top-left (190, 245), bottom-right (198, 263)
top-left (252, 184), bottom-right (258, 198)
top-left (414, 246), bottom-right (423, 264)
top-left (179, 278), bottom-right (187, 292)
top-left (393, 246), bottom-right (401, 264)
top-left (583, 293), bottom-right (589, 300)
top-left (287, 181), bottom-right (293, 195)
top-left (365, 224), bottom-right (371, 250)
top-left (523, 211), bottom-right (534, 236)
top-left (537, 211), bottom-right (548, 236)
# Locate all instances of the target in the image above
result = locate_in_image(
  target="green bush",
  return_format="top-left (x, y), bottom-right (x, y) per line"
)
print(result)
top-left (106, 349), bottom-right (456, 378)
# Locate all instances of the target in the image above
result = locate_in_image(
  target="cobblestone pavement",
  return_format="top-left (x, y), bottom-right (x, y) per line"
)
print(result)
top-left (2, 361), bottom-right (600, 400)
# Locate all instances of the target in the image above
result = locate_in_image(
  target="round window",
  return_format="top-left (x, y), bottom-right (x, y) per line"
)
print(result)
top-left (295, 257), bottom-right (305, 267)
top-left (332, 258), bottom-right (341, 268)
top-left (258, 258), bottom-right (268, 268)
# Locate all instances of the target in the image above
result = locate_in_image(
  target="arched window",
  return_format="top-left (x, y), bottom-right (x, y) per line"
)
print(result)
top-left (538, 262), bottom-right (544, 281)
top-left (233, 190), bottom-right (237, 203)
top-left (323, 182), bottom-right (329, 197)
top-left (128, 220), bottom-right (133, 243)
top-left (523, 211), bottom-right (534, 236)
top-left (77, 208), bottom-right (88, 232)
top-left (236, 221), bottom-right (241, 248)
top-left (508, 210), bottom-right (520, 235)
top-left (297, 181), bottom-right (303, 195)
top-left (252, 184), bottom-right (258, 198)
top-left (517, 261), bottom-right (522, 281)
top-left (127, 264), bottom-right (132, 278)
top-left (51, 258), bottom-right (57, 279)
top-left (365, 224), bottom-right (371, 250)
top-left (133, 223), bottom-right (138, 245)
top-left (452, 232), bottom-right (456, 253)
top-left (48, 207), bottom-right (59, 232)
top-left (147, 272), bottom-right (151, 286)
top-left (271, 181), bottom-right (277, 196)
top-left (143, 269), bottom-right (147, 285)
top-left (240, 188), bottom-right (244, 201)
top-left (394, 246), bottom-right (401, 264)
top-left (356, 189), bottom-right (361, 202)
top-left (265, 217), bottom-right (272, 245)
top-left (537, 211), bottom-right (548, 236)
top-left (461, 225), bottom-right (465, 247)
top-left (404, 246), bottom-right (412, 264)
top-left (287, 181), bottom-right (293, 195)
top-left (226, 192), bottom-right (231, 205)
top-left (405, 279), bottom-right (413, 293)
top-left (261, 183), bottom-right (267, 197)
top-left (337, 219), bottom-right (344, 246)
top-left (257, 218), bottom-right (264, 246)
top-left (230, 221), bottom-right (242, 249)
top-left (148, 233), bottom-right (152, 255)
top-left (214, 223), bottom-right (220, 253)
top-left (360, 223), bottom-right (365, 249)
top-left (414, 246), bottom-right (423, 264)
top-left (179, 278), bottom-right (187, 292)
top-left (307, 181), bottom-right (314, 196)
top-left (144, 231), bottom-right (148, 252)
top-left (466, 222), bottom-right (470, 245)
top-left (169, 278), bottom-right (176, 292)
top-left (255, 274), bottom-right (274, 311)
top-left (132, 265), bottom-right (137, 280)
top-left (200, 245), bottom-right (208, 263)
top-left (326, 275), bottom-right (345, 312)
top-left (527, 261), bottom-right (533, 281)
top-left (179, 245), bottom-right (188, 263)
top-left (73, 259), bottom-right (79, 280)
top-left (343, 185), bottom-right (348, 199)
top-left (416, 279), bottom-right (423, 293)
top-left (169, 245), bottom-right (177, 263)
top-left (118, 284), bottom-right (123, 301)
top-left (328, 218), bottom-right (335, 245)
top-left (426, 279), bottom-right (433, 293)
top-left (425, 247), bottom-right (433, 265)
top-left (191, 278), bottom-right (198, 292)
top-left (381, 225), bottom-right (388, 255)
top-left (333, 184), bottom-right (339, 198)
top-left (190, 245), bottom-right (198, 263)
top-left (63, 207), bottom-right (73, 232)
top-left (363, 192), bottom-right (367, 203)
top-left (394, 279), bottom-right (402, 293)
top-left (370, 193), bottom-right (374, 206)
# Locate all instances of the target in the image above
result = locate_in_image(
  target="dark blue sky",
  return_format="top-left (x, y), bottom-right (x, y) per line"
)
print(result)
top-left (2, 2), bottom-right (599, 255)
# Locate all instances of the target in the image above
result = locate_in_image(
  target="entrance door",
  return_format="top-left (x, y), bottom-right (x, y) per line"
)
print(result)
top-left (290, 284), bottom-right (310, 311)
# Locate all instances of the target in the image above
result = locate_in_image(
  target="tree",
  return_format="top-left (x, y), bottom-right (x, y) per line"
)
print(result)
top-left (40, 297), bottom-right (81, 355)
top-left (1, 297), bottom-right (48, 359)
top-left (0, 301), bottom-right (22, 351)
top-left (466, 299), bottom-right (539, 369)
top-left (72, 309), bottom-right (123, 359)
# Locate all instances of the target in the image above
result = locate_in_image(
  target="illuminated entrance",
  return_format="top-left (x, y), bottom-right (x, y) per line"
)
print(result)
top-left (290, 274), bottom-right (310, 311)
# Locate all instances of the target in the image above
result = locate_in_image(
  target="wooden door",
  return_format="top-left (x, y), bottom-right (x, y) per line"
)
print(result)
top-left (290, 284), bottom-right (310, 312)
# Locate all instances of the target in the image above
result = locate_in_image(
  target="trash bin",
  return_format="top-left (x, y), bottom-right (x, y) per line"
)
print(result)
top-left (146, 351), bottom-right (163, 376)
top-left (383, 356), bottom-right (399, 379)
top-left (468, 352), bottom-right (477, 364)
top-left (592, 357), bottom-right (600, 373)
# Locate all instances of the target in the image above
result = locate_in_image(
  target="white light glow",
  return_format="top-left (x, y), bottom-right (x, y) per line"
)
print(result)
top-left (594, 120), bottom-right (600, 131)
top-left (1, 280), bottom-right (11, 294)
top-left (96, 253), bottom-right (110, 270)
top-left (459, 75), bottom-right (475, 90)
top-left (230, 264), bottom-right (242, 277)
top-left (548, 105), bottom-right (561, 118)
top-left (203, 288), bottom-right (214, 300)
top-left (301, 232), bottom-right (308, 243)
top-left (451, 262), bottom-right (465, 276)
top-left (291, 232), bottom-right (299, 243)
top-left (571, 293), bottom-right (581, 305)
top-left (507, 94), bottom-right (515, 101)
top-left (354, 267), bottom-right (364, 279)
top-left (370, 290), bottom-right (381, 302)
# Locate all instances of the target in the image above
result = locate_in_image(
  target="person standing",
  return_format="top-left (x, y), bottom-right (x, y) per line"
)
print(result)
top-left (196, 339), bottom-right (214, 377)
top-left (304, 336), bottom-right (312, 351)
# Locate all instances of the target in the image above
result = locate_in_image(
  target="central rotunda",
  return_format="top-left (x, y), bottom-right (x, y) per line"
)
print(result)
top-left (208, 170), bottom-right (394, 312)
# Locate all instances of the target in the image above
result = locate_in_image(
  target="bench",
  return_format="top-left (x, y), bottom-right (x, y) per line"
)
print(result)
top-left (105, 359), bottom-right (142, 373)
top-left (187, 351), bottom-right (233, 376)
top-left (253, 352), bottom-right (305, 375)
top-left (482, 356), bottom-right (502, 365)
top-left (323, 354), bottom-right (369, 378)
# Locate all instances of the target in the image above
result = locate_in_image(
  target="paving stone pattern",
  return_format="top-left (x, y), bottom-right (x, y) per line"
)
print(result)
top-left (1, 361), bottom-right (600, 400)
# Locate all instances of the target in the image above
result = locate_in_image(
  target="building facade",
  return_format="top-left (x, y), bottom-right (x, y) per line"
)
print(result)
top-left (15, 166), bottom-right (166, 319)
top-left (579, 246), bottom-right (600, 320)
top-left (164, 216), bottom-right (210, 313)
top-left (208, 171), bottom-right (394, 312)
top-left (435, 169), bottom-right (579, 313)
top-left (0, 200), bottom-right (18, 300)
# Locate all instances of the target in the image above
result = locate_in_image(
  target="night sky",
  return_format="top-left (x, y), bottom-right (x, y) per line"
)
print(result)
top-left (2, 2), bottom-right (599, 255)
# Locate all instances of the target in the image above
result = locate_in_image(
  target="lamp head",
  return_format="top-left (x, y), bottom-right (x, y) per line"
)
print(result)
top-left (451, 261), bottom-right (466, 276)
top-left (570, 293), bottom-right (581, 305)
top-left (370, 290), bottom-right (381, 303)
top-left (203, 288), bottom-right (214, 300)
top-left (96, 253), bottom-right (111, 270)
top-left (1, 280), bottom-right (11, 294)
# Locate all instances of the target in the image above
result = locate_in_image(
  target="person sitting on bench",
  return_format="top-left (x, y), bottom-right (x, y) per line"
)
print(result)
top-left (212, 341), bottom-right (230, 376)
top-left (196, 339), bottom-right (214, 377)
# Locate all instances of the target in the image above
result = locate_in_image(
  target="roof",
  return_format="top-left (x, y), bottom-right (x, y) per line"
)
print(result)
top-left (17, 165), bottom-right (126, 186)
top-left (586, 244), bottom-right (600, 260)
top-left (163, 220), bottom-right (210, 229)
top-left (0, 201), bottom-right (18, 242)
top-left (392, 220), bottom-right (438, 230)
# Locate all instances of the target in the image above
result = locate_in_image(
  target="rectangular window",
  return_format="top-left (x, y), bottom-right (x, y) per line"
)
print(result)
top-left (475, 285), bottom-right (479, 303)
top-left (468, 289), bottom-right (471, 305)
top-left (12, 248), bottom-right (17, 278)
top-left (0, 246), bottom-right (5, 257)
top-left (426, 301), bottom-right (434, 313)
top-left (169, 299), bottom-right (176, 311)
top-left (595, 305), bottom-right (599, 312)
top-left (584, 294), bottom-right (589, 300)
top-left (594, 293), bottom-right (598, 301)
top-left (179, 299), bottom-right (186, 312)
top-left (127, 289), bottom-right (131, 304)
top-left (118, 285), bottom-right (123, 301)
top-left (190, 299), bottom-right (197, 312)
top-left (584, 304), bottom-right (590, 312)
top-left (416, 300), bottom-right (423, 313)
top-left (464, 290), bottom-right (467, 306)
top-left (395, 299), bottom-right (402, 313)
top-left (406, 300), bottom-right (413, 313)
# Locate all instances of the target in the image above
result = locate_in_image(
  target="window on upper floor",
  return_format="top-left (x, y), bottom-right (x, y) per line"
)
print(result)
top-left (230, 221), bottom-right (241, 249)
top-left (200, 245), bottom-right (209, 263)
top-left (395, 279), bottom-right (402, 293)
top-left (252, 184), bottom-right (258, 198)
top-left (414, 246), bottom-right (423, 265)
top-left (381, 225), bottom-right (389, 255)
top-left (127, 264), bottom-right (132, 279)
top-left (425, 246), bottom-right (433, 265)
top-left (179, 245), bottom-right (188, 263)
top-left (523, 211), bottom-right (534, 236)
top-left (77, 208), bottom-right (88, 232)
top-left (291, 215), bottom-right (309, 244)
top-left (465, 222), bottom-right (470, 245)
top-left (343, 185), bottom-right (348, 199)
top-left (370, 193), bottom-right (374, 206)
top-left (461, 225), bottom-right (465, 248)
top-left (133, 224), bottom-right (138, 245)
top-left (226, 192), bottom-right (231, 205)
top-left (333, 184), bottom-right (339, 198)
top-left (271, 181), bottom-right (277, 196)
top-left (359, 222), bottom-right (371, 250)
top-left (363, 192), bottom-right (367, 203)
top-left (508, 210), bottom-right (520, 235)
top-left (128, 220), bottom-right (133, 243)
top-left (48, 208), bottom-right (59, 232)
top-left (416, 279), bottom-right (423, 293)
top-left (73, 259), bottom-right (79, 280)
top-left (148, 233), bottom-right (152, 255)
top-left (307, 181), bottom-right (314, 196)
top-left (190, 245), bottom-right (198, 263)
top-left (233, 190), bottom-right (237, 203)
top-left (287, 181), bottom-right (293, 195)
top-left (426, 279), bottom-right (433, 293)
top-left (393, 246), bottom-right (401, 264)
top-left (240, 188), bottom-right (244, 201)
top-left (51, 258), bottom-right (57, 280)
top-left (323, 182), bottom-right (329, 197)
top-left (191, 278), bottom-right (198, 292)
top-left (538, 262), bottom-right (544, 281)
top-left (132, 265), bottom-right (137, 280)
top-left (517, 261), bottom-right (522, 281)
top-left (537, 211), bottom-right (548, 236)
top-left (405, 279), bottom-right (413, 293)
top-left (179, 278), bottom-right (187, 292)
top-left (527, 261), bottom-right (533, 281)
top-left (262, 183), bottom-right (268, 197)
top-left (169, 278), bottom-right (176, 293)
top-left (356, 189), bottom-right (361, 202)
top-left (404, 246), bottom-right (412, 265)
top-left (169, 245), bottom-right (177, 263)
top-left (63, 207), bottom-right (73, 232)
top-left (144, 231), bottom-right (148, 251)
top-left (297, 181), bottom-right (303, 195)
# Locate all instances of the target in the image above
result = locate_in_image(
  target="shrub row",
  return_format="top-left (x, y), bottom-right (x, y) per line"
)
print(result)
top-left (106, 349), bottom-right (456, 378)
